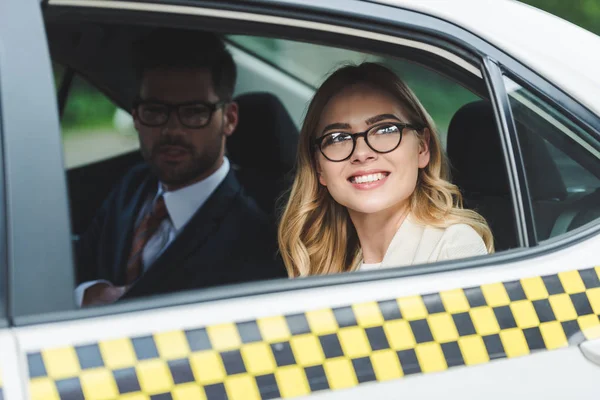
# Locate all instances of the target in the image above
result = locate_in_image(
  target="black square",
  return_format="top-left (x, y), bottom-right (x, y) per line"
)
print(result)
top-left (464, 287), bottom-right (487, 308)
top-left (523, 327), bottom-right (546, 351)
top-left (409, 319), bottom-right (434, 343)
top-left (168, 358), bottom-right (195, 384)
top-left (452, 312), bottom-right (476, 336)
top-left (579, 268), bottom-right (600, 289)
top-left (352, 357), bottom-right (376, 383)
top-left (422, 293), bottom-right (446, 314)
top-left (75, 344), bottom-right (104, 370)
top-left (532, 299), bottom-right (556, 323)
top-left (221, 349), bottom-right (247, 375)
top-left (378, 299), bottom-right (402, 320)
top-left (285, 314), bottom-right (311, 335)
top-left (185, 328), bottom-right (212, 351)
top-left (55, 377), bottom-right (84, 400)
top-left (561, 320), bottom-right (582, 343)
top-left (493, 306), bottom-right (517, 329)
top-left (150, 394), bottom-right (173, 400)
top-left (365, 326), bottom-right (390, 351)
top-left (570, 293), bottom-right (594, 316)
top-left (441, 341), bottom-right (465, 368)
top-left (236, 321), bottom-right (262, 344)
top-left (332, 306), bottom-right (357, 328)
top-left (131, 336), bottom-right (159, 360)
top-left (304, 365), bottom-right (330, 391)
top-left (504, 281), bottom-right (527, 301)
top-left (27, 353), bottom-right (47, 378)
top-left (396, 349), bottom-right (421, 375)
top-left (270, 342), bottom-right (296, 367)
top-left (204, 383), bottom-right (227, 400)
top-left (256, 374), bottom-right (281, 400)
top-left (319, 334), bottom-right (344, 359)
top-left (113, 367), bottom-right (141, 394)
top-left (542, 275), bottom-right (565, 295)
top-left (482, 334), bottom-right (505, 360)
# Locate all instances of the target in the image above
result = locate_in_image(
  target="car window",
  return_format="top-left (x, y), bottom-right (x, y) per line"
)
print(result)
top-left (504, 76), bottom-right (600, 241)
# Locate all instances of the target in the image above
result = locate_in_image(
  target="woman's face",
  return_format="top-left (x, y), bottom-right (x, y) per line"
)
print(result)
top-left (316, 84), bottom-right (430, 215)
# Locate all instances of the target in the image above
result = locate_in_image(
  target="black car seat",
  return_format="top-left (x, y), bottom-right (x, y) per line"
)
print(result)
top-left (227, 92), bottom-right (299, 217)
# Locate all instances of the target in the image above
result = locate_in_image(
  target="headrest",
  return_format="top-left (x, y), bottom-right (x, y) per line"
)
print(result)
top-left (447, 101), bottom-right (510, 196)
top-left (228, 92), bottom-right (299, 173)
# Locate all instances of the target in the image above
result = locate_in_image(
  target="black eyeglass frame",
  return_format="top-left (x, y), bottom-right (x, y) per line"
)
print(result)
top-left (133, 98), bottom-right (228, 128)
top-left (313, 122), bottom-right (424, 162)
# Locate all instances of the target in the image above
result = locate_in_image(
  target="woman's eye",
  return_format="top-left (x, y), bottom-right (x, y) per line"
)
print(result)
top-left (323, 133), bottom-right (351, 146)
top-left (374, 125), bottom-right (399, 135)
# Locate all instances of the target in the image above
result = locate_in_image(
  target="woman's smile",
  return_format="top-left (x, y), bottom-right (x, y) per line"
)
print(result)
top-left (347, 170), bottom-right (390, 190)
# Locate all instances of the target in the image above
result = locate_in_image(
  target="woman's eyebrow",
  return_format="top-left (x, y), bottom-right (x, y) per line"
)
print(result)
top-left (321, 122), bottom-right (351, 134)
top-left (365, 114), bottom-right (401, 125)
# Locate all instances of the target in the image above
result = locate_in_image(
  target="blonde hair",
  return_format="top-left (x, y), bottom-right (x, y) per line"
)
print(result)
top-left (278, 63), bottom-right (494, 277)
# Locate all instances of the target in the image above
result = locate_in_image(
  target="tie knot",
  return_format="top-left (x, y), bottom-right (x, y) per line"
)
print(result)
top-left (151, 196), bottom-right (168, 220)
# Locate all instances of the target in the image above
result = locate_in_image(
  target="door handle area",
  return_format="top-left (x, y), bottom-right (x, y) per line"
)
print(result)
top-left (580, 338), bottom-right (600, 366)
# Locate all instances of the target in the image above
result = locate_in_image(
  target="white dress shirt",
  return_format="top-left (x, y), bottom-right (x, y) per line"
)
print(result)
top-left (75, 157), bottom-right (231, 306)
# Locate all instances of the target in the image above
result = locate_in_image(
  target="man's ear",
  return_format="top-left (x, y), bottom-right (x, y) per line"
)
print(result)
top-left (132, 108), bottom-right (141, 132)
top-left (222, 101), bottom-right (239, 137)
top-left (418, 127), bottom-right (431, 169)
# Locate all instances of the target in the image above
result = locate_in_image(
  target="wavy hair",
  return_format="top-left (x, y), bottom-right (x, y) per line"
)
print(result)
top-left (278, 63), bottom-right (494, 277)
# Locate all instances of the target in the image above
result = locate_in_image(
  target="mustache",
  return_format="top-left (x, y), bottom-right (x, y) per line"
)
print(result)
top-left (151, 136), bottom-right (194, 154)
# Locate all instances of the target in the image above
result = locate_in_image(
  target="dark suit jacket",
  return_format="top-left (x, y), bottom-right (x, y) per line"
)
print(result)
top-left (75, 163), bottom-right (287, 300)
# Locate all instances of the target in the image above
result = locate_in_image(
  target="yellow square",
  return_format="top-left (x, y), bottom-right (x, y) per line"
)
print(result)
top-left (225, 374), bottom-right (261, 400)
top-left (154, 330), bottom-right (190, 360)
top-left (458, 336), bottom-right (489, 366)
top-left (352, 302), bottom-right (384, 327)
top-left (290, 334), bottom-right (325, 366)
top-left (42, 347), bottom-right (80, 380)
top-left (207, 323), bottom-right (242, 351)
top-left (481, 283), bottom-right (510, 307)
top-left (549, 294), bottom-right (578, 321)
top-left (240, 342), bottom-right (276, 375)
top-left (440, 289), bottom-right (470, 314)
top-left (29, 377), bottom-right (59, 400)
top-left (539, 321), bottom-right (568, 350)
top-left (521, 276), bottom-right (549, 300)
top-left (510, 300), bottom-right (539, 329)
top-left (275, 366), bottom-right (310, 398)
top-left (136, 359), bottom-right (173, 395)
top-left (190, 351), bottom-right (226, 385)
top-left (306, 309), bottom-right (338, 335)
top-left (428, 314), bottom-right (459, 343)
top-left (323, 358), bottom-right (358, 390)
top-left (80, 368), bottom-right (119, 400)
top-left (338, 327), bottom-right (371, 358)
top-left (371, 350), bottom-right (403, 381)
top-left (558, 270), bottom-right (586, 294)
top-left (384, 320), bottom-right (416, 350)
top-left (578, 315), bottom-right (600, 337)
top-left (99, 338), bottom-right (137, 369)
top-left (469, 307), bottom-right (500, 335)
top-left (586, 287), bottom-right (600, 314)
top-left (499, 329), bottom-right (529, 358)
top-left (397, 296), bottom-right (428, 320)
top-left (415, 343), bottom-right (447, 373)
top-left (173, 382), bottom-right (207, 400)
top-left (257, 316), bottom-right (291, 342)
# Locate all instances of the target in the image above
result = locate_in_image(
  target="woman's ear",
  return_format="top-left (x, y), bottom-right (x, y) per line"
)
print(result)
top-left (316, 161), bottom-right (327, 186)
top-left (418, 127), bottom-right (431, 168)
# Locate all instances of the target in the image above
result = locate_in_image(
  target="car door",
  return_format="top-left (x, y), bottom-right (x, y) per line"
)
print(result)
top-left (8, 1), bottom-right (600, 399)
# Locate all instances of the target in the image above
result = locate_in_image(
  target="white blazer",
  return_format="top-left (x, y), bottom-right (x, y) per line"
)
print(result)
top-left (360, 214), bottom-right (488, 270)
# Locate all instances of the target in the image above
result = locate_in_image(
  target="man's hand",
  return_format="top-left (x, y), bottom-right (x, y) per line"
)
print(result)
top-left (82, 282), bottom-right (127, 307)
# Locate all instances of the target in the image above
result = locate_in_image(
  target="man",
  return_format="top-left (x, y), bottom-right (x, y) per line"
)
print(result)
top-left (75, 28), bottom-right (286, 306)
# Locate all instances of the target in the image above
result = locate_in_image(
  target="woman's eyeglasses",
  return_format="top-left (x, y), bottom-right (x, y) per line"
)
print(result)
top-left (313, 122), bottom-right (423, 162)
top-left (133, 99), bottom-right (226, 128)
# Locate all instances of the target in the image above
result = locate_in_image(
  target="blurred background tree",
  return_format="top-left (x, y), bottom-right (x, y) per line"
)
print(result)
top-left (519, 0), bottom-right (600, 35)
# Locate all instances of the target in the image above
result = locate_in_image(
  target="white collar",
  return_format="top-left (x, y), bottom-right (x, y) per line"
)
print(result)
top-left (155, 157), bottom-right (230, 231)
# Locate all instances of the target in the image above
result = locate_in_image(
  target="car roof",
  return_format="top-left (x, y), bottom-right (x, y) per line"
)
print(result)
top-left (372, 0), bottom-right (600, 116)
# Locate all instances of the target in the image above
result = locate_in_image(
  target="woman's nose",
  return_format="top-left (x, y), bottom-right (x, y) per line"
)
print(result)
top-left (351, 136), bottom-right (377, 163)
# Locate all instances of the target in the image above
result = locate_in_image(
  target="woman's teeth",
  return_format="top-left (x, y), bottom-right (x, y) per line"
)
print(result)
top-left (350, 173), bottom-right (387, 184)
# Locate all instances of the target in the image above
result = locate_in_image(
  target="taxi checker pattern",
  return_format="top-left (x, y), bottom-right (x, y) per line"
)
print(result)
top-left (27, 267), bottom-right (600, 400)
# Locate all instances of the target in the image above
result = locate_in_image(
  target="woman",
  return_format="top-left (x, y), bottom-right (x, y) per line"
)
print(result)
top-left (278, 62), bottom-right (493, 277)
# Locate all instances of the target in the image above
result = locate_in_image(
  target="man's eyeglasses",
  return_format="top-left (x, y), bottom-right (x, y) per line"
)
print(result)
top-left (313, 122), bottom-right (424, 162)
top-left (133, 99), bottom-right (227, 128)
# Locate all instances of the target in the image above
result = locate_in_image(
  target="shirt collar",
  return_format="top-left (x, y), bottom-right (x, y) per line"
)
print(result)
top-left (155, 157), bottom-right (230, 231)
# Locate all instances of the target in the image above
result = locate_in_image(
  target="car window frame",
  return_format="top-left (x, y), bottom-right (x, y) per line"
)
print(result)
top-left (0, 60), bottom-right (7, 326)
top-left (15, 0), bottom-right (600, 325)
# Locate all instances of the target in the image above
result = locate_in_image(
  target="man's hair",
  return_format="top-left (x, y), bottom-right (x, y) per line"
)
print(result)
top-left (132, 28), bottom-right (236, 100)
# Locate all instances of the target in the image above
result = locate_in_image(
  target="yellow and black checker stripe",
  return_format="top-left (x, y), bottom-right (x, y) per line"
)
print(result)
top-left (28, 267), bottom-right (600, 399)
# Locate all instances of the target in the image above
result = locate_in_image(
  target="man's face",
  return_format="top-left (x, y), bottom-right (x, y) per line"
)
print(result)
top-left (132, 67), bottom-right (238, 190)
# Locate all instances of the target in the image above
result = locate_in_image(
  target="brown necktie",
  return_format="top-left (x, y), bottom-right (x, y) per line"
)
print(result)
top-left (125, 196), bottom-right (169, 284)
